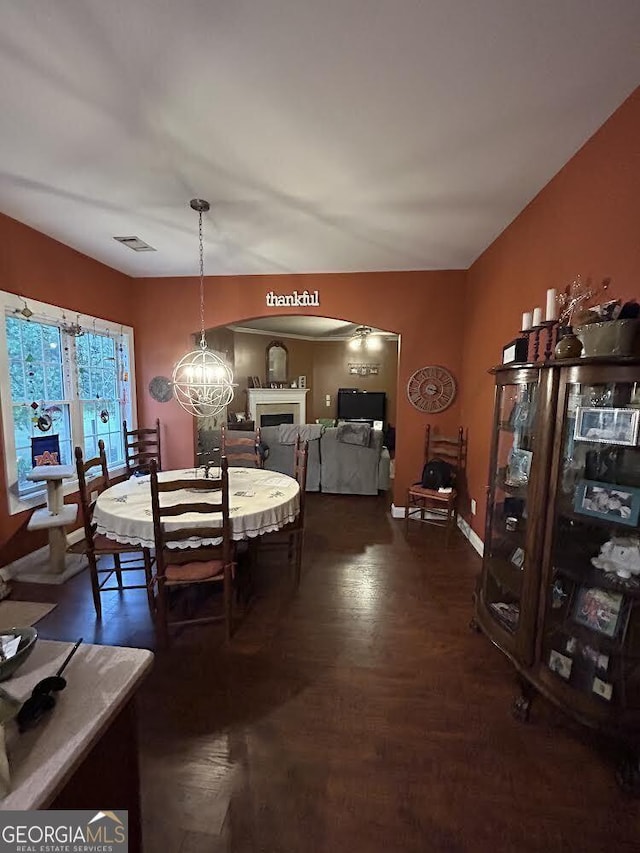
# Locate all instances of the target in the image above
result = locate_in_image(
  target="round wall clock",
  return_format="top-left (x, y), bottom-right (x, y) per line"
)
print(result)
top-left (406, 366), bottom-right (457, 413)
top-left (148, 375), bottom-right (172, 403)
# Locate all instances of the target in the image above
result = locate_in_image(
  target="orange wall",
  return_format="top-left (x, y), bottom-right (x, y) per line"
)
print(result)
top-left (0, 213), bottom-right (134, 565)
top-left (459, 87), bottom-right (640, 540)
top-left (132, 271), bottom-right (466, 505)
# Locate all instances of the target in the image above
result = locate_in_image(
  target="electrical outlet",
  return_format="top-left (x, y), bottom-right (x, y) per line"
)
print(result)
top-left (471, 498), bottom-right (477, 515)
top-left (325, 394), bottom-right (331, 407)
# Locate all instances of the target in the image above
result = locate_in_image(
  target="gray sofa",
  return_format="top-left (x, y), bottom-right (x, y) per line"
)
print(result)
top-left (261, 425), bottom-right (321, 491)
top-left (262, 424), bottom-right (390, 495)
top-left (320, 427), bottom-right (389, 495)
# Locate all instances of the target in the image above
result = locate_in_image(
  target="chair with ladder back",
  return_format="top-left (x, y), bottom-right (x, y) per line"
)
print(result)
top-left (149, 457), bottom-right (235, 645)
top-left (405, 425), bottom-right (465, 547)
top-left (70, 439), bottom-right (155, 619)
top-left (123, 418), bottom-right (162, 476)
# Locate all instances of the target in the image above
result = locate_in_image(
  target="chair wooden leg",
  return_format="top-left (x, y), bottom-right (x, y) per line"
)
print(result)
top-left (405, 491), bottom-right (411, 535)
top-left (287, 532), bottom-right (295, 565)
top-left (445, 505), bottom-right (454, 548)
top-left (113, 553), bottom-right (123, 589)
top-left (87, 552), bottom-right (102, 620)
top-left (294, 531), bottom-right (303, 588)
top-left (155, 578), bottom-right (169, 648)
top-left (224, 565), bottom-right (233, 642)
top-left (143, 549), bottom-right (155, 614)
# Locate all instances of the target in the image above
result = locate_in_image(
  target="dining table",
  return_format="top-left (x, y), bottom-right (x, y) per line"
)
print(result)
top-left (92, 466), bottom-right (300, 550)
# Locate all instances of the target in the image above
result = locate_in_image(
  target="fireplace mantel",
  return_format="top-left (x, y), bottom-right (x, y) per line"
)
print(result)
top-left (246, 388), bottom-right (310, 426)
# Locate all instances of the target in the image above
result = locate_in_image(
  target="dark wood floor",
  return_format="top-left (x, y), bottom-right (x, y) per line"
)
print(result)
top-left (14, 494), bottom-right (640, 852)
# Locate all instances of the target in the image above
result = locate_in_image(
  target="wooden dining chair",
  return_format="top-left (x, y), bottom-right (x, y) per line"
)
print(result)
top-left (221, 425), bottom-right (263, 468)
top-left (123, 418), bottom-right (162, 476)
top-left (149, 456), bottom-right (235, 645)
top-left (405, 426), bottom-right (465, 547)
top-left (259, 435), bottom-right (308, 587)
top-left (69, 440), bottom-right (154, 619)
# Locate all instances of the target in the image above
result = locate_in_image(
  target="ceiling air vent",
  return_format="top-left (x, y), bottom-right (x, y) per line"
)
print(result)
top-left (113, 236), bottom-right (156, 252)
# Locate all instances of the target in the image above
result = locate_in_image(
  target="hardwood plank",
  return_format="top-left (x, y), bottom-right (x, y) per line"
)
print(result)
top-left (10, 492), bottom-right (638, 852)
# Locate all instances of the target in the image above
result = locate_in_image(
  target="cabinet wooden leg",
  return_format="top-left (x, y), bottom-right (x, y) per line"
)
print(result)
top-left (616, 750), bottom-right (640, 796)
top-left (512, 678), bottom-right (536, 723)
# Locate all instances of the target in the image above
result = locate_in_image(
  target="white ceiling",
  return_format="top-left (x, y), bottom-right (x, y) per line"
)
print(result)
top-left (229, 316), bottom-right (395, 340)
top-left (1, 1), bottom-right (639, 278)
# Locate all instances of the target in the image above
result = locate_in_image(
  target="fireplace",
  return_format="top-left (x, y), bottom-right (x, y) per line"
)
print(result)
top-left (261, 413), bottom-right (294, 427)
top-left (246, 388), bottom-right (310, 426)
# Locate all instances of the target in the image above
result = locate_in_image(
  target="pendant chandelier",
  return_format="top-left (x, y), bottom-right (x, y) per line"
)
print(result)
top-left (348, 325), bottom-right (381, 352)
top-left (172, 199), bottom-right (236, 418)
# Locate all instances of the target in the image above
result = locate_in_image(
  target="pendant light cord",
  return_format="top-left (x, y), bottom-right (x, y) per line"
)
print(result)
top-left (198, 209), bottom-right (206, 350)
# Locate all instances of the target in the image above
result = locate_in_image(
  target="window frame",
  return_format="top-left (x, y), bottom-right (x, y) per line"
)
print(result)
top-left (0, 290), bottom-right (137, 515)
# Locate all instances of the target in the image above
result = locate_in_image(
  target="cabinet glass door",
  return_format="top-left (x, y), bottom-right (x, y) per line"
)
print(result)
top-left (542, 375), bottom-right (640, 711)
top-left (483, 375), bottom-right (539, 636)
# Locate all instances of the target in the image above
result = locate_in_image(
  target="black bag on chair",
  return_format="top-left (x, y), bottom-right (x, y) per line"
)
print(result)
top-left (420, 459), bottom-right (453, 490)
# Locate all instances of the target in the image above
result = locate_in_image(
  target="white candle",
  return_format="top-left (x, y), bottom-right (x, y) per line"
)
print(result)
top-left (532, 307), bottom-right (543, 327)
top-left (545, 288), bottom-right (557, 321)
top-left (521, 311), bottom-right (532, 331)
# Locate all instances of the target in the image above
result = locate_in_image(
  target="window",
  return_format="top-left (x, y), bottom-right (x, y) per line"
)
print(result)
top-left (1, 291), bottom-right (135, 513)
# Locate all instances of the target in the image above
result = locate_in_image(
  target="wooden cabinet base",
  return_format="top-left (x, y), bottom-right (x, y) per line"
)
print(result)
top-left (49, 700), bottom-right (142, 853)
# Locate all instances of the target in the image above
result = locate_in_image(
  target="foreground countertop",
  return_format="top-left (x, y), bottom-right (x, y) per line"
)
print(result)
top-left (0, 640), bottom-right (153, 810)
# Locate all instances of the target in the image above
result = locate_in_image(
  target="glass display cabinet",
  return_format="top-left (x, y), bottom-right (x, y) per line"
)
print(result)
top-left (475, 357), bottom-right (640, 791)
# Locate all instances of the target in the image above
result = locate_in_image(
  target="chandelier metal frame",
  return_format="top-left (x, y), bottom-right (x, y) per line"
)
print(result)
top-left (172, 199), bottom-right (236, 418)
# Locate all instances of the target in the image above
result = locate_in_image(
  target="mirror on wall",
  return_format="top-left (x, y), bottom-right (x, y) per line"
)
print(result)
top-left (266, 340), bottom-right (288, 384)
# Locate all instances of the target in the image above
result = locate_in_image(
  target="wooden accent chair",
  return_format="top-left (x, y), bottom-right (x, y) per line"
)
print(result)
top-left (70, 440), bottom-right (154, 619)
top-left (123, 418), bottom-right (162, 476)
top-left (259, 435), bottom-right (308, 587)
top-left (149, 457), bottom-right (235, 645)
top-left (221, 425), bottom-right (263, 468)
top-left (405, 426), bottom-right (465, 547)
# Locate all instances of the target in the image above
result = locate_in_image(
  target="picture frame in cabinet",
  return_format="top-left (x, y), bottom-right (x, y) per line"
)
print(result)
top-left (565, 636), bottom-right (609, 673)
top-left (571, 586), bottom-right (625, 639)
top-left (592, 676), bottom-right (613, 701)
top-left (505, 448), bottom-right (533, 486)
top-left (510, 547), bottom-right (525, 569)
top-left (574, 406), bottom-right (639, 446)
top-left (548, 650), bottom-right (573, 680)
top-left (573, 479), bottom-right (640, 527)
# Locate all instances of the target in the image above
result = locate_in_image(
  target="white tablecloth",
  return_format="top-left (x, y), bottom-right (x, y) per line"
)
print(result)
top-left (93, 467), bottom-right (299, 549)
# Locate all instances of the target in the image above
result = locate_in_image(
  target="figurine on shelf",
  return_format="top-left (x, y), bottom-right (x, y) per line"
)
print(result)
top-left (592, 536), bottom-right (640, 579)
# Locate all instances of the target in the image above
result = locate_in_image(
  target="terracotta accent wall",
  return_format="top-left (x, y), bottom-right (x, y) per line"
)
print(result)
top-left (132, 271), bottom-right (466, 506)
top-left (232, 332), bottom-right (316, 418)
top-left (459, 87), bottom-right (640, 540)
top-left (311, 339), bottom-right (398, 425)
top-left (0, 213), bottom-right (134, 566)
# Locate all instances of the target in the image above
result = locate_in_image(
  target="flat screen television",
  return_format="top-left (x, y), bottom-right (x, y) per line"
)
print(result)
top-left (337, 389), bottom-right (386, 423)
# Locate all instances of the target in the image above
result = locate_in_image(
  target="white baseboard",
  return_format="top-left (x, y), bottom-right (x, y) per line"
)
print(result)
top-left (457, 515), bottom-right (485, 557)
top-left (2, 527), bottom-right (86, 584)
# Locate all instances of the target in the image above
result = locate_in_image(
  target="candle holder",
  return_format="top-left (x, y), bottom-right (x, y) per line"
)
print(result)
top-left (540, 320), bottom-right (557, 361)
top-left (530, 325), bottom-right (544, 362)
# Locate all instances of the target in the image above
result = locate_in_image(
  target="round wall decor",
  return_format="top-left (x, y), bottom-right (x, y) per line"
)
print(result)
top-left (148, 375), bottom-right (172, 403)
top-left (406, 365), bottom-right (457, 413)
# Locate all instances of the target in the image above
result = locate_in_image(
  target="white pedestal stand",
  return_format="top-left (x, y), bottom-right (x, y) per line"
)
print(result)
top-left (23, 466), bottom-right (84, 584)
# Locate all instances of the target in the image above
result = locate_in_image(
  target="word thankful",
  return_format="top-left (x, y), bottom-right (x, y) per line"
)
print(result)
top-left (265, 290), bottom-right (320, 307)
